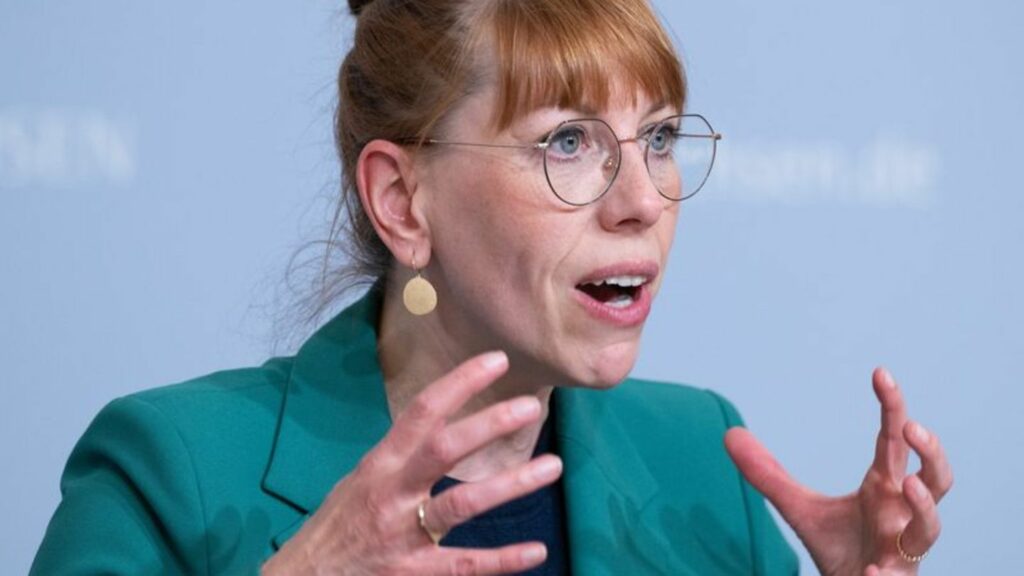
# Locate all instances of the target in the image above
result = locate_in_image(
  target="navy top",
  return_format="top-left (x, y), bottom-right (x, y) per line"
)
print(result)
top-left (431, 407), bottom-right (570, 575)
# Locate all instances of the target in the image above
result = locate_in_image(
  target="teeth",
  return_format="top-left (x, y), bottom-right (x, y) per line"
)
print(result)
top-left (606, 294), bottom-right (635, 308)
top-left (588, 275), bottom-right (647, 287)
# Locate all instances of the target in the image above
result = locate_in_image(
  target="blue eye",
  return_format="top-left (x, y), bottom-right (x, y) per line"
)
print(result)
top-left (649, 125), bottom-right (678, 154)
top-left (549, 125), bottom-right (587, 157)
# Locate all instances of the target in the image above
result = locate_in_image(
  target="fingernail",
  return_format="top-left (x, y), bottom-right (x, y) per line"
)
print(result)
top-left (882, 369), bottom-right (896, 389)
top-left (914, 422), bottom-right (930, 444)
top-left (532, 457), bottom-right (563, 482)
top-left (522, 544), bottom-right (546, 564)
top-left (511, 397), bottom-right (540, 419)
top-left (481, 351), bottom-right (508, 370)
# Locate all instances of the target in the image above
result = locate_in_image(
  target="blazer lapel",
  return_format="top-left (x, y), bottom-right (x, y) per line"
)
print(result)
top-left (261, 288), bottom-right (393, 548)
top-left (556, 386), bottom-right (686, 575)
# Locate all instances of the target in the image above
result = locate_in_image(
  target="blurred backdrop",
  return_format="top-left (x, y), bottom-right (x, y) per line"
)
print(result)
top-left (2, 1), bottom-right (1020, 573)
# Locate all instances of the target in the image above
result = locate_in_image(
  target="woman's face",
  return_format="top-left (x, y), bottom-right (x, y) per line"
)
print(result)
top-left (418, 80), bottom-right (681, 388)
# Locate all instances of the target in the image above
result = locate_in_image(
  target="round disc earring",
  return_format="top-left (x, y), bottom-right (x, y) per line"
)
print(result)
top-left (402, 254), bottom-right (437, 316)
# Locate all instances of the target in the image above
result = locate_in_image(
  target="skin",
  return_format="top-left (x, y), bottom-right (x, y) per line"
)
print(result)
top-left (726, 368), bottom-right (953, 575)
top-left (263, 78), bottom-right (953, 576)
top-left (375, 81), bottom-right (682, 481)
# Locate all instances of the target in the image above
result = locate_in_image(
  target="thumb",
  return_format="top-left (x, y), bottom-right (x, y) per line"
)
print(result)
top-left (724, 427), bottom-right (814, 524)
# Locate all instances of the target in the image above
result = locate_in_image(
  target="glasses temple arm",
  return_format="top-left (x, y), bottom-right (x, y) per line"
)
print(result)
top-left (420, 139), bottom-right (546, 150)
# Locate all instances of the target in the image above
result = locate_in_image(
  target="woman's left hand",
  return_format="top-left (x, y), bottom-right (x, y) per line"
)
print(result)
top-left (725, 368), bottom-right (953, 575)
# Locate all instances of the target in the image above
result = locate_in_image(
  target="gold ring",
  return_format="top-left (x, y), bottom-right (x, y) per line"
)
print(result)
top-left (896, 529), bottom-right (929, 563)
top-left (417, 500), bottom-right (445, 545)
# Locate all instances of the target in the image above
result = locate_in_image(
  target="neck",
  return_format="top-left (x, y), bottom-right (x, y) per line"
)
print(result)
top-left (377, 278), bottom-right (553, 482)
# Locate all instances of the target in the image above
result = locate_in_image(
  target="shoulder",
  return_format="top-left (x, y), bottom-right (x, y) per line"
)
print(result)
top-left (88, 356), bottom-right (293, 448)
top-left (605, 377), bottom-right (742, 464)
top-left (66, 353), bottom-right (297, 495)
top-left (124, 355), bottom-right (294, 420)
top-left (592, 376), bottom-right (746, 434)
top-left (74, 355), bottom-right (297, 510)
top-left (33, 356), bottom-right (299, 575)
top-left (82, 354), bottom-right (297, 486)
top-left (604, 378), bottom-right (799, 573)
top-left (556, 376), bottom-right (749, 501)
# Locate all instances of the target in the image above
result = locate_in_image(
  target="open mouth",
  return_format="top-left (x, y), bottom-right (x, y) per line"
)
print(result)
top-left (575, 275), bottom-right (648, 309)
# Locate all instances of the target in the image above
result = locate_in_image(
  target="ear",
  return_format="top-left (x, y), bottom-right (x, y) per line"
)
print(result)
top-left (355, 140), bottom-right (431, 269)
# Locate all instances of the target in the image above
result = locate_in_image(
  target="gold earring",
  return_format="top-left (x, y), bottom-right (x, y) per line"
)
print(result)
top-left (403, 254), bottom-right (437, 316)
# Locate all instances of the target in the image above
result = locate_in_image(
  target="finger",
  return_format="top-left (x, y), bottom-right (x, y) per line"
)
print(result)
top-left (415, 542), bottom-right (547, 575)
top-left (863, 565), bottom-right (881, 576)
top-left (724, 427), bottom-right (817, 528)
top-left (871, 367), bottom-right (910, 480)
top-left (424, 455), bottom-right (562, 535)
top-left (388, 351), bottom-right (510, 454)
top-left (903, 420), bottom-right (954, 503)
top-left (405, 395), bottom-right (543, 486)
top-left (898, 474), bottom-right (941, 562)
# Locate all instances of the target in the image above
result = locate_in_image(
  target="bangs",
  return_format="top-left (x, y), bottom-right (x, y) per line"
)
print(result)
top-left (486, 0), bottom-right (687, 129)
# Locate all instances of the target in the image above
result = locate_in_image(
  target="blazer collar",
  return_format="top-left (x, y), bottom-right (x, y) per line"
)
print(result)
top-left (262, 287), bottom-right (672, 571)
top-left (262, 286), bottom-right (393, 520)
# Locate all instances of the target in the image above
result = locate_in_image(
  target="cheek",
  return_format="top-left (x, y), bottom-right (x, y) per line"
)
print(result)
top-left (422, 159), bottom-right (680, 386)
top-left (430, 159), bottom-right (575, 279)
top-left (655, 203), bottom-right (681, 257)
top-left (427, 166), bottom-right (593, 356)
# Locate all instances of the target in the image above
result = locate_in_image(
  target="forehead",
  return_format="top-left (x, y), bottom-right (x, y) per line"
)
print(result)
top-left (470, 0), bottom-right (687, 130)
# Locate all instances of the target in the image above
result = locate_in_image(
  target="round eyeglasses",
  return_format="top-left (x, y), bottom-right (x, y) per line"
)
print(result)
top-left (405, 114), bottom-right (722, 206)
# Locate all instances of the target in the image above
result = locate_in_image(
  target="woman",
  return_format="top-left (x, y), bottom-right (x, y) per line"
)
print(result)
top-left (32, 0), bottom-right (951, 574)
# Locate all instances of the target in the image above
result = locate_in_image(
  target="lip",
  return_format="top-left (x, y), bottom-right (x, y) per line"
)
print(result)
top-left (573, 261), bottom-right (660, 328)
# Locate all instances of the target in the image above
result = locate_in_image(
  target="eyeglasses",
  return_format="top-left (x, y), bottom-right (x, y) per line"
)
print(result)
top-left (405, 113), bottom-right (722, 206)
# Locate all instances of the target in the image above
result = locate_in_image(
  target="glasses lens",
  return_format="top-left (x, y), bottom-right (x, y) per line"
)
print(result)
top-left (543, 120), bottom-right (620, 206)
top-left (647, 114), bottom-right (718, 201)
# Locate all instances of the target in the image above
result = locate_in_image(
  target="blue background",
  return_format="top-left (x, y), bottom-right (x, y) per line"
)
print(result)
top-left (2, 1), bottom-right (1020, 573)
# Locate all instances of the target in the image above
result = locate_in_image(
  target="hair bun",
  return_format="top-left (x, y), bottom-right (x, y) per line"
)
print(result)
top-left (348, 0), bottom-right (375, 16)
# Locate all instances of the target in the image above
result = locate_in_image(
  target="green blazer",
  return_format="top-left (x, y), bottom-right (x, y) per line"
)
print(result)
top-left (32, 288), bottom-right (799, 575)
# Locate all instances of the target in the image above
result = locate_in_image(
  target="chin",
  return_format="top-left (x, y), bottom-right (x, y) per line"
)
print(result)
top-left (571, 340), bottom-right (641, 389)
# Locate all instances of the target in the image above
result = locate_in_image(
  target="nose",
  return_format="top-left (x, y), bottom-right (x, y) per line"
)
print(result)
top-left (596, 141), bottom-right (666, 232)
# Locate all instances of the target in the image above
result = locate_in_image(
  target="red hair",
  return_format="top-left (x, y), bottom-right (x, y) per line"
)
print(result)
top-left (298, 0), bottom-right (686, 324)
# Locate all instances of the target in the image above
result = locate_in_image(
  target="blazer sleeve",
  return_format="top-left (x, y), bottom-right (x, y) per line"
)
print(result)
top-left (709, 390), bottom-right (801, 576)
top-left (31, 396), bottom-right (209, 576)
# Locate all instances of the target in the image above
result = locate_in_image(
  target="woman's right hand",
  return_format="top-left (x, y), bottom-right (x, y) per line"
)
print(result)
top-left (261, 351), bottom-right (562, 576)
